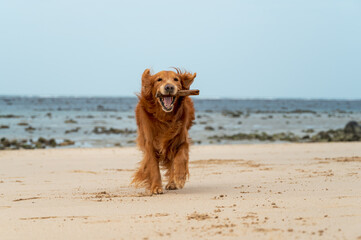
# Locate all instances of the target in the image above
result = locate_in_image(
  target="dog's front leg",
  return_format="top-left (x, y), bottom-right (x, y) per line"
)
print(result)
top-left (132, 148), bottom-right (163, 194)
top-left (146, 150), bottom-right (163, 194)
top-left (172, 142), bottom-right (189, 189)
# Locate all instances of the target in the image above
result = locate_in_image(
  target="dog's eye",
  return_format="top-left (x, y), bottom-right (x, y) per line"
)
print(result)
top-left (157, 78), bottom-right (162, 82)
top-left (174, 78), bottom-right (179, 82)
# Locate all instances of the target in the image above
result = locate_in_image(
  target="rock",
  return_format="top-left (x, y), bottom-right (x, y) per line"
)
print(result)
top-left (17, 122), bottom-right (29, 126)
top-left (205, 126), bottom-right (215, 131)
top-left (38, 137), bottom-right (47, 144)
top-left (1, 137), bottom-right (11, 147)
top-left (222, 110), bottom-right (243, 118)
top-left (0, 125), bottom-right (9, 129)
top-left (64, 119), bottom-right (77, 124)
top-left (65, 127), bottom-right (81, 134)
top-left (25, 126), bottom-right (36, 132)
top-left (302, 129), bottom-right (314, 133)
top-left (58, 139), bottom-right (75, 147)
top-left (92, 126), bottom-right (136, 135)
top-left (344, 121), bottom-right (361, 135)
top-left (48, 139), bottom-right (57, 147)
top-left (76, 115), bottom-right (94, 119)
top-left (289, 109), bottom-right (316, 114)
top-left (96, 105), bottom-right (117, 112)
top-left (302, 135), bottom-right (310, 140)
top-left (0, 114), bottom-right (22, 118)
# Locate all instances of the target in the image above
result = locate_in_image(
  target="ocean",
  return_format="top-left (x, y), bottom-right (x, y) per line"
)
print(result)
top-left (1, 96), bottom-right (360, 148)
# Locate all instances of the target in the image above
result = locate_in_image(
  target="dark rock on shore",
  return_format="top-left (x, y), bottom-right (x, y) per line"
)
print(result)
top-left (64, 119), bottom-right (77, 124)
top-left (289, 109), bottom-right (316, 114)
top-left (310, 121), bottom-right (361, 142)
top-left (76, 115), bottom-right (94, 119)
top-left (92, 126), bottom-right (136, 135)
top-left (222, 110), bottom-right (243, 118)
top-left (0, 114), bottom-right (22, 118)
top-left (96, 105), bottom-right (117, 112)
top-left (32, 137), bottom-right (57, 148)
top-left (344, 121), bottom-right (361, 135)
top-left (205, 126), bottom-right (215, 131)
top-left (65, 127), bottom-right (81, 134)
top-left (58, 139), bottom-right (75, 146)
top-left (25, 126), bottom-right (36, 132)
top-left (302, 129), bottom-right (314, 133)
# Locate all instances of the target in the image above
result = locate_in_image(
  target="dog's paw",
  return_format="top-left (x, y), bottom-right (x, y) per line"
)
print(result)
top-left (174, 175), bottom-right (186, 189)
top-left (151, 186), bottom-right (164, 195)
top-left (165, 182), bottom-right (178, 190)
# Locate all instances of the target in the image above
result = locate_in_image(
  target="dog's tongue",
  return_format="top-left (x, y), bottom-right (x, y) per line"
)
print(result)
top-left (163, 96), bottom-right (173, 108)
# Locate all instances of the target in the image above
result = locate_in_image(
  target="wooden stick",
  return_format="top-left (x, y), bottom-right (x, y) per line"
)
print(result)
top-left (177, 89), bottom-right (200, 97)
top-left (156, 89), bottom-right (200, 98)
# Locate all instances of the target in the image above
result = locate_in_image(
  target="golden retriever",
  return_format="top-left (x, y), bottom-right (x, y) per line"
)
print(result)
top-left (131, 68), bottom-right (196, 194)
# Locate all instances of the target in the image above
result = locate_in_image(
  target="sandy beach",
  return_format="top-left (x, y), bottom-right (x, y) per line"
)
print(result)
top-left (1, 142), bottom-right (361, 239)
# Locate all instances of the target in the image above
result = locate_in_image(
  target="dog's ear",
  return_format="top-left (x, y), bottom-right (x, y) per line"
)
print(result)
top-left (142, 69), bottom-right (152, 86)
top-left (141, 69), bottom-right (153, 96)
top-left (180, 72), bottom-right (196, 90)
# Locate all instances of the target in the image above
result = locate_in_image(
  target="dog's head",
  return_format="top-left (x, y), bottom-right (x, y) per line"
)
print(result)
top-left (140, 68), bottom-right (196, 113)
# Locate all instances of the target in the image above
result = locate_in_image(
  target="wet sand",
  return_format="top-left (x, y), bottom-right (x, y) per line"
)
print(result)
top-left (1, 143), bottom-right (361, 239)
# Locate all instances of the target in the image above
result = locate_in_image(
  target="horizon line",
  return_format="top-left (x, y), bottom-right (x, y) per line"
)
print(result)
top-left (0, 94), bottom-right (360, 101)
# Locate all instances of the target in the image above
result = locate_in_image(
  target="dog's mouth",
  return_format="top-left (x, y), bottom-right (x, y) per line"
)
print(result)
top-left (157, 94), bottom-right (176, 112)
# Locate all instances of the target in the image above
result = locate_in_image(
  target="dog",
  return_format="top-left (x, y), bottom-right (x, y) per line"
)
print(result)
top-left (131, 68), bottom-right (197, 194)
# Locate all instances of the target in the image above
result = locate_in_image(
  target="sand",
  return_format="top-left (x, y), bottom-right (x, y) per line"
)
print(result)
top-left (1, 142), bottom-right (361, 239)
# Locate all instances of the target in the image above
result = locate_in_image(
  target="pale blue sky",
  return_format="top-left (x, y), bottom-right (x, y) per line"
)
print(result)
top-left (0, 0), bottom-right (360, 99)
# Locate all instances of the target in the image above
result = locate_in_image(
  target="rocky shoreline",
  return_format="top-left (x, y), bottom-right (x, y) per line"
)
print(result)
top-left (0, 137), bottom-right (75, 150)
top-left (209, 121), bottom-right (361, 143)
top-left (1, 121), bottom-right (360, 150)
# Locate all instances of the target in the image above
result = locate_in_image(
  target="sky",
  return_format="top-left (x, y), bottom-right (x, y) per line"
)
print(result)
top-left (0, 0), bottom-right (360, 99)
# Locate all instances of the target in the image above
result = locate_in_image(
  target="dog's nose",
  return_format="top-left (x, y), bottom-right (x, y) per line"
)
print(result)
top-left (164, 84), bottom-right (175, 93)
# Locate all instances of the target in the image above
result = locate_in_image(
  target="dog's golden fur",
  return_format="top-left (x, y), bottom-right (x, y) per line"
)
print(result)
top-left (131, 68), bottom-right (196, 194)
